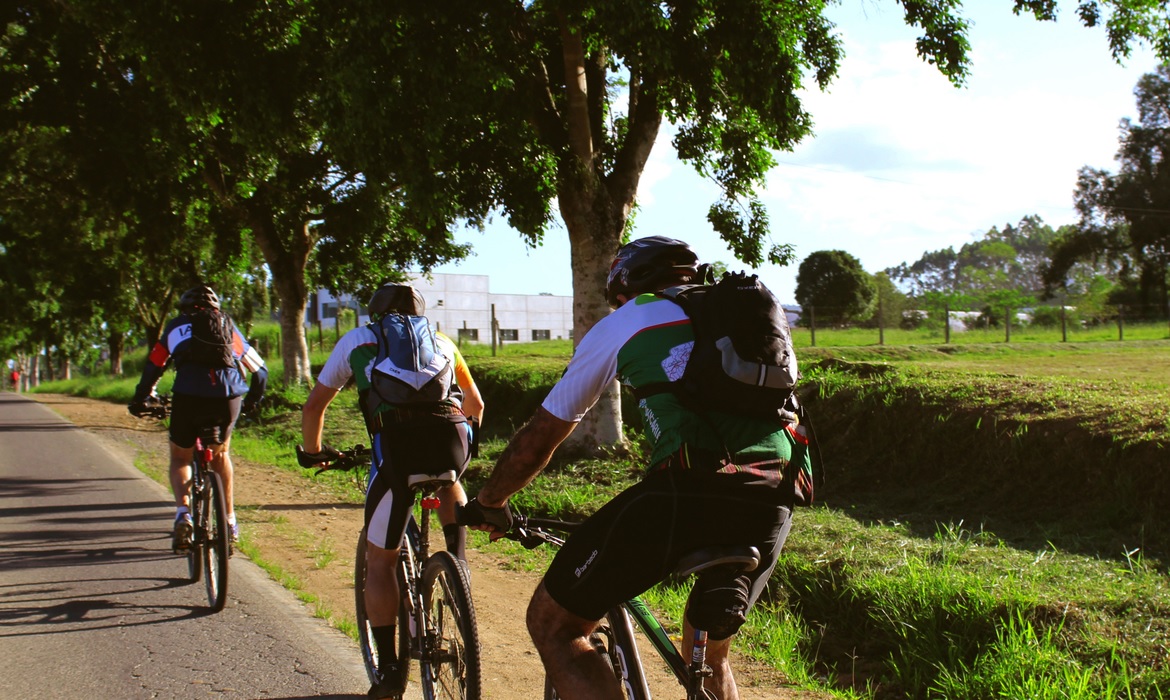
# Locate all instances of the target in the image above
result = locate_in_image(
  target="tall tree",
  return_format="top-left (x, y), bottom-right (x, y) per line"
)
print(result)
top-left (795, 250), bottom-right (877, 325)
top-left (1046, 65), bottom-right (1170, 317)
top-left (6, 0), bottom-right (478, 385)
top-left (889, 216), bottom-right (1063, 306)
top-left (0, 1), bottom-right (245, 367)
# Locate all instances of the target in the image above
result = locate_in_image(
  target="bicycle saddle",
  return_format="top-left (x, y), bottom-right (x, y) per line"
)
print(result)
top-left (674, 545), bottom-right (760, 578)
top-left (407, 470), bottom-right (458, 491)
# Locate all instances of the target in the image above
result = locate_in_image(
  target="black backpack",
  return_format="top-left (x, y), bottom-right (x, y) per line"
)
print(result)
top-left (635, 271), bottom-right (798, 420)
top-left (365, 313), bottom-right (461, 415)
top-left (184, 307), bottom-right (237, 369)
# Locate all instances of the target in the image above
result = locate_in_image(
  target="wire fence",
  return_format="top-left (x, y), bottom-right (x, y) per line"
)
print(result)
top-left (792, 303), bottom-right (1170, 348)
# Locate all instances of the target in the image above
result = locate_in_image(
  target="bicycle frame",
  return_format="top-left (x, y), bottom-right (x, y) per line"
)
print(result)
top-left (509, 516), bottom-right (750, 700)
top-left (190, 431), bottom-right (230, 611)
top-left (355, 480), bottom-right (481, 700)
top-left (144, 396), bottom-right (229, 611)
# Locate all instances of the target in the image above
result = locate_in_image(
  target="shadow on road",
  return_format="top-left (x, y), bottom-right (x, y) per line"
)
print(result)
top-left (0, 422), bottom-right (78, 433)
top-left (0, 568), bottom-right (223, 638)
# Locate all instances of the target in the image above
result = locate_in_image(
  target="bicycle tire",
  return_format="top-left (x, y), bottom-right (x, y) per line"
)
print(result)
top-left (186, 475), bottom-right (203, 584)
top-left (543, 607), bottom-right (649, 700)
top-left (202, 472), bottom-right (230, 611)
top-left (355, 528), bottom-right (412, 688)
top-left (420, 551), bottom-right (481, 700)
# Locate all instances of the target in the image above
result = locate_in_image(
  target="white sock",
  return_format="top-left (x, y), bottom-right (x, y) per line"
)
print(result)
top-left (227, 512), bottom-right (237, 526)
top-left (175, 506), bottom-right (189, 520)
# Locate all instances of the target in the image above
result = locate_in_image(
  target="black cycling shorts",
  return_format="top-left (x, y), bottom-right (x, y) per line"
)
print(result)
top-left (169, 394), bottom-right (242, 448)
top-left (542, 468), bottom-right (794, 624)
top-left (364, 414), bottom-right (471, 550)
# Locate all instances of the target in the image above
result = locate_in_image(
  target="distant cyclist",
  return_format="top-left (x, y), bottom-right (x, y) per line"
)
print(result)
top-left (129, 284), bottom-right (267, 552)
top-left (463, 236), bottom-right (806, 700)
top-left (298, 282), bottom-right (484, 700)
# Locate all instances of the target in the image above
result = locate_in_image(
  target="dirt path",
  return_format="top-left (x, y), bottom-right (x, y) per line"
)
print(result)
top-left (33, 394), bottom-right (825, 700)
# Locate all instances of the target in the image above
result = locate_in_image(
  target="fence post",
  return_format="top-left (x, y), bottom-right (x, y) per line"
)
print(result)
top-left (491, 304), bottom-right (498, 357)
top-left (1061, 306), bottom-right (1068, 343)
top-left (944, 304), bottom-right (950, 344)
top-left (878, 295), bottom-right (885, 346)
top-left (809, 306), bottom-right (816, 347)
top-left (1117, 306), bottom-right (1124, 341)
top-left (1005, 306), bottom-right (1011, 343)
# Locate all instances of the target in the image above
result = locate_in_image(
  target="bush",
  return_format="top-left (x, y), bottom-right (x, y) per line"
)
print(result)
top-left (1028, 306), bottom-right (1080, 328)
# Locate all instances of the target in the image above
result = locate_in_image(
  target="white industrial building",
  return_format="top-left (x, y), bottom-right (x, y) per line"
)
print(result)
top-left (306, 273), bottom-right (573, 344)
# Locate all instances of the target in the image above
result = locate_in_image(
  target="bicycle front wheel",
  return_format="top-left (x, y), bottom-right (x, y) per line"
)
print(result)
top-left (420, 552), bottom-right (480, 700)
top-left (355, 528), bottom-right (412, 687)
top-left (201, 471), bottom-right (230, 611)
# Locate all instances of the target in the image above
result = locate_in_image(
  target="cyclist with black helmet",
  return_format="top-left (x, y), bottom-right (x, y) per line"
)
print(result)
top-left (298, 282), bottom-right (484, 700)
top-left (462, 236), bottom-right (806, 700)
top-left (129, 285), bottom-right (268, 552)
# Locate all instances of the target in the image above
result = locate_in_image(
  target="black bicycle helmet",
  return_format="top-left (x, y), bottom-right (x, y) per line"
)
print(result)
top-left (605, 236), bottom-right (700, 308)
top-left (178, 285), bottom-right (220, 312)
top-left (368, 282), bottom-right (425, 318)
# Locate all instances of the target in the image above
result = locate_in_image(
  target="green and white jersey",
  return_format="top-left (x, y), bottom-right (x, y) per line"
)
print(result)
top-left (542, 294), bottom-right (793, 472)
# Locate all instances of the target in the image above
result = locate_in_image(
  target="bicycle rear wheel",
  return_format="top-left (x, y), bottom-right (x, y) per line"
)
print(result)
top-left (186, 475), bottom-right (203, 584)
top-left (200, 471), bottom-right (230, 611)
top-left (355, 528), bottom-right (412, 687)
top-left (420, 551), bottom-right (480, 700)
top-left (543, 607), bottom-right (648, 700)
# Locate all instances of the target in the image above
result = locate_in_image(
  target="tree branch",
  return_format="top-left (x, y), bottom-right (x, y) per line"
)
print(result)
top-left (559, 15), bottom-right (593, 165)
top-left (607, 69), bottom-right (661, 208)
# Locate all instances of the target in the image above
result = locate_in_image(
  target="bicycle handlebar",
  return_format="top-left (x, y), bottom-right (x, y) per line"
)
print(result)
top-left (295, 443), bottom-right (371, 476)
top-left (139, 394), bottom-right (172, 419)
top-left (496, 513), bottom-right (578, 550)
top-left (136, 393), bottom-right (258, 421)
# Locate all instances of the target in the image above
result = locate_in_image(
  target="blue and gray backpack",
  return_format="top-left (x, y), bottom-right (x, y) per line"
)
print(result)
top-left (365, 313), bottom-right (460, 415)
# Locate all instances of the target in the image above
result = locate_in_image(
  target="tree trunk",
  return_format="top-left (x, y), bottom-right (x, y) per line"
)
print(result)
top-left (43, 345), bottom-right (55, 382)
top-left (275, 281), bottom-right (311, 385)
top-left (249, 208), bottom-right (314, 386)
top-left (107, 331), bottom-right (124, 375)
top-left (563, 211), bottom-right (625, 453)
top-left (537, 21), bottom-right (662, 451)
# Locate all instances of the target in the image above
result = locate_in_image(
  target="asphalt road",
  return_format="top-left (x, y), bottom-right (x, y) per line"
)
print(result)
top-left (0, 392), bottom-right (370, 699)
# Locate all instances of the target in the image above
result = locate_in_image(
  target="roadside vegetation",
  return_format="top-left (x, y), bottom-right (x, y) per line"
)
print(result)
top-left (33, 337), bottom-right (1170, 699)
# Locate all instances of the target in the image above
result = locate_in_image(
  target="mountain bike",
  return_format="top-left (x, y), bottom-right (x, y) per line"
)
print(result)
top-left (299, 444), bottom-right (482, 700)
top-left (144, 395), bottom-right (231, 612)
top-left (500, 513), bottom-right (760, 700)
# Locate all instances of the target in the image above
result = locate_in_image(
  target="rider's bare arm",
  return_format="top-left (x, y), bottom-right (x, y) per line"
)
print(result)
top-left (476, 407), bottom-right (576, 508)
top-left (300, 381), bottom-right (341, 454)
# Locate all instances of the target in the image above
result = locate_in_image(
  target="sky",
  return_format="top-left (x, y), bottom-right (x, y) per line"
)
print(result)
top-left (433, 2), bottom-right (1160, 305)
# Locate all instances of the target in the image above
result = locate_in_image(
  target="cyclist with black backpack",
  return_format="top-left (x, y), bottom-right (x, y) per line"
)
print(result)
top-left (462, 236), bottom-right (810, 700)
top-left (129, 285), bottom-right (268, 552)
top-left (297, 282), bottom-right (484, 700)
